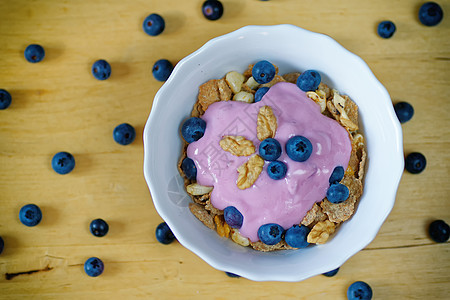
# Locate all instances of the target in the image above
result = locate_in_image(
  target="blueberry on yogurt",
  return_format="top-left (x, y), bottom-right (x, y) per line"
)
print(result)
top-left (252, 60), bottom-right (276, 84)
top-left (181, 117), bottom-right (206, 143)
top-left (286, 136), bottom-right (313, 162)
top-left (267, 161), bottom-right (287, 180)
top-left (296, 70), bottom-right (321, 92)
top-left (254, 87), bottom-right (270, 102)
top-left (258, 223), bottom-right (284, 245)
top-left (284, 225), bottom-right (310, 248)
top-left (224, 206), bottom-right (243, 229)
top-left (259, 138), bottom-right (281, 161)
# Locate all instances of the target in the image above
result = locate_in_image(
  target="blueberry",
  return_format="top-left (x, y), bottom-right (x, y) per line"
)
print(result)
top-left (258, 223), bottom-right (284, 245)
top-left (252, 60), bottom-right (276, 84)
top-left (419, 2), bottom-right (443, 26)
top-left (394, 101), bottom-right (414, 123)
top-left (143, 13), bottom-right (165, 36)
top-left (329, 166), bottom-right (345, 184)
top-left (224, 206), bottom-right (244, 228)
top-left (326, 183), bottom-right (350, 204)
top-left (323, 267), bottom-right (340, 277)
top-left (0, 89), bottom-right (12, 110)
top-left (347, 281), bottom-right (373, 300)
top-left (181, 117), bottom-right (206, 143)
top-left (92, 59), bottom-right (111, 80)
top-left (267, 161), bottom-right (287, 180)
top-left (285, 136), bottom-right (313, 162)
top-left (202, 0), bottom-right (224, 21)
top-left (19, 204), bottom-right (42, 227)
top-left (284, 225), bottom-right (310, 248)
top-left (377, 21), bottom-right (396, 39)
top-left (52, 151), bottom-right (75, 174)
top-left (90, 219), bottom-right (109, 237)
top-left (152, 59), bottom-right (173, 81)
top-left (113, 123), bottom-right (136, 145)
top-left (429, 220), bottom-right (449, 243)
top-left (24, 44), bottom-right (45, 63)
top-left (405, 152), bottom-right (426, 174)
top-left (84, 257), bottom-right (104, 277)
top-left (155, 222), bottom-right (175, 244)
top-left (225, 272), bottom-right (240, 278)
top-left (181, 157), bottom-right (197, 180)
top-left (296, 70), bottom-right (321, 92)
top-left (254, 87), bottom-right (270, 102)
top-left (0, 236), bottom-right (4, 255)
top-left (259, 138), bottom-right (282, 161)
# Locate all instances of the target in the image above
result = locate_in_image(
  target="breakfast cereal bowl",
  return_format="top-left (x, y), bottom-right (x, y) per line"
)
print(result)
top-left (143, 24), bottom-right (403, 282)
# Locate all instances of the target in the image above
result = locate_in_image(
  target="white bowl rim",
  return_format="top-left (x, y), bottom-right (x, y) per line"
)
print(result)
top-left (143, 24), bottom-right (404, 281)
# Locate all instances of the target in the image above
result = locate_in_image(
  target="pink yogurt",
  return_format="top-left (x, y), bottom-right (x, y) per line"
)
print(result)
top-left (187, 82), bottom-right (351, 242)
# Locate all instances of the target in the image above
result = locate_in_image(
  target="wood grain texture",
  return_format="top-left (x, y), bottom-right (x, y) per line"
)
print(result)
top-left (0, 0), bottom-right (449, 299)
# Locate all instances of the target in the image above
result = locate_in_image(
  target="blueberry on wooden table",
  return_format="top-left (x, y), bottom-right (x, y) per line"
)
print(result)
top-left (90, 219), bottom-right (109, 237)
top-left (323, 267), bottom-right (340, 277)
top-left (155, 222), bottom-right (175, 245)
top-left (347, 281), bottom-right (373, 300)
top-left (152, 59), bottom-right (173, 81)
top-left (0, 236), bottom-right (4, 255)
top-left (377, 21), bottom-right (396, 38)
top-left (0, 89), bottom-right (12, 110)
top-left (225, 272), bottom-right (240, 278)
top-left (419, 2), bottom-right (443, 26)
top-left (143, 13), bottom-right (165, 36)
top-left (113, 123), bottom-right (136, 145)
top-left (19, 204), bottom-right (42, 227)
top-left (84, 257), bottom-right (104, 277)
top-left (394, 101), bottom-right (414, 123)
top-left (24, 44), bottom-right (45, 63)
top-left (52, 152), bottom-right (75, 174)
top-left (92, 59), bottom-right (111, 80)
top-left (429, 220), bottom-right (449, 243)
top-left (202, 0), bottom-right (224, 21)
top-left (405, 152), bottom-right (426, 174)
top-left (296, 70), bottom-right (321, 91)
top-left (252, 60), bottom-right (276, 84)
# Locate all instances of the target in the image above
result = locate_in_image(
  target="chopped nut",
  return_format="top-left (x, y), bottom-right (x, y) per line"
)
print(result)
top-left (332, 90), bottom-right (358, 131)
top-left (189, 202), bottom-right (215, 230)
top-left (225, 71), bottom-right (245, 94)
top-left (317, 82), bottom-right (331, 99)
top-left (220, 135), bottom-right (256, 156)
top-left (306, 90), bottom-right (327, 113)
top-left (230, 228), bottom-right (250, 246)
top-left (307, 220), bottom-right (336, 244)
top-left (215, 215), bottom-right (231, 238)
top-left (257, 105), bottom-right (277, 141)
top-left (186, 183), bottom-right (213, 195)
top-left (244, 76), bottom-right (260, 90)
top-left (233, 91), bottom-right (254, 103)
top-left (237, 154), bottom-right (264, 189)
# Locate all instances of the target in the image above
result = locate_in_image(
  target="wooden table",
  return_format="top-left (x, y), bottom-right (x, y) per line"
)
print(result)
top-left (1, 0), bottom-right (449, 299)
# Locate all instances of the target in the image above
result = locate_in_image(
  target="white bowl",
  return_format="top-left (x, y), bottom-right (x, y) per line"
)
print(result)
top-left (143, 24), bottom-right (403, 282)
